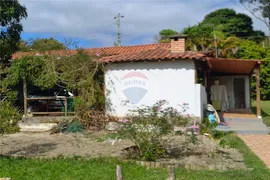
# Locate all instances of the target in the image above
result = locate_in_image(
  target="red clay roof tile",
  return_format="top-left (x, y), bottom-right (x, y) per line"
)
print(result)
top-left (12, 43), bottom-right (171, 59)
top-left (11, 42), bottom-right (263, 75)
top-left (99, 47), bottom-right (206, 63)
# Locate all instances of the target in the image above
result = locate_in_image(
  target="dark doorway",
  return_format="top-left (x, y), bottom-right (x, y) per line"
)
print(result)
top-left (233, 79), bottom-right (245, 109)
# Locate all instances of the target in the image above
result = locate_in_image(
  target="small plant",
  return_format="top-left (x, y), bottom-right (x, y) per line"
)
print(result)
top-left (199, 118), bottom-right (234, 139)
top-left (139, 141), bottom-right (166, 161)
top-left (219, 134), bottom-right (239, 148)
top-left (211, 130), bottom-right (234, 139)
top-left (199, 118), bottom-right (219, 136)
top-left (95, 133), bottom-right (122, 142)
top-left (119, 100), bottom-right (191, 161)
top-left (188, 129), bottom-right (198, 145)
top-left (0, 101), bottom-right (21, 134)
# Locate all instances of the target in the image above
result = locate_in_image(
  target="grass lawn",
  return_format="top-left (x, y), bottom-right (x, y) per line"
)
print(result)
top-left (0, 135), bottom-right (270, 180)
top-left (252, 100), bottom-right (270, 127)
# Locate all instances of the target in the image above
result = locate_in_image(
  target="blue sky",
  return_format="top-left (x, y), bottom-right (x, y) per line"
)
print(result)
top-left (20, 0), bottom-right (268, 48)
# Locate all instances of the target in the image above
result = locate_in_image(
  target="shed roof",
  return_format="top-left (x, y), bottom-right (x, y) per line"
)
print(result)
top-left (207, 58), bottom-right (263, 75)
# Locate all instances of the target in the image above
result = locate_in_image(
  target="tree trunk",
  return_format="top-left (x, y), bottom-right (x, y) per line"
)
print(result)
top-left (201, 44), bottom-right (205, 52)
top-left (193, 44), bottom-right (197, 51)
top-left (23, 78), bottom-right (27, 116)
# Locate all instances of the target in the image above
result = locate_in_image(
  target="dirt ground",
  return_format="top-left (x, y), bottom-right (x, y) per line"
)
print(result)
top-left (0, 131), bottom-right (133, 158)
top-left (0, 131), bottom-right (248, 170)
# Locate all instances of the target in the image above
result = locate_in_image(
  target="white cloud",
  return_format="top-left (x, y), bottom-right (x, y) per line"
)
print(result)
top-left (20, 0), bottom-right (269, 46)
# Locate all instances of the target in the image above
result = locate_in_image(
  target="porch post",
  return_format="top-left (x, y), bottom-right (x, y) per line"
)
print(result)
top-left (195, 69), bottom-right (198, 83)
top-left (249, 75), bottom-right (252, 110)
top-left (255, 65), bottom-right (261, 118)
top-left (206, 71), bottom-right (211, 103)
top-left (23, 78), bottom-right (27, 116)
top-left (204, 71), bottom-right (207, 87)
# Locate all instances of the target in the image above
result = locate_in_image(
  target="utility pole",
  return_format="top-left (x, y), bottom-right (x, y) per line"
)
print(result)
top-left (213, 29), bottom-right (218, 58)
top-left (114, 13), bottom-right (124, 46)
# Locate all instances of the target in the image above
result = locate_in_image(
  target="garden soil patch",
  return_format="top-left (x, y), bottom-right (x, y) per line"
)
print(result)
top-left (0, 132), bottom-right (247, 171)
top-left (0, 131), bottom-right (133, 158)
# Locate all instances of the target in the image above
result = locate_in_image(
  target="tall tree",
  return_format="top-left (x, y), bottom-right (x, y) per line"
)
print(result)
top-left (235, 40), bottom-right (266, 59)
top-left (17, 40), bottom-right (29, 52)
top-left (0, 0), bottom-right (27, 62)
top-left (213, 34), bottom-right (242, 58)
top-left (201, 8), bottom-right (265, 40)
top-left (27, 38), bottom-right (66, 52)
top-left (234, 40), bottom-right (269, 100)
top-left (155, 29), bottom-right (178, 43)
top-left (179, 8), bottom-right (265, 57)
top-left (240, 0), bottom-right (270, 44)
top-left (261, 49), bottom-right (270, 99)
top-left (183, 24), bottom-right (213, 51)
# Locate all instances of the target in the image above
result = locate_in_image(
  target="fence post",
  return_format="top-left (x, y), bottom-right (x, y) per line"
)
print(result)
top-left (166, 166), bottom-right (176, 180)
top-left (116, 165), bottom-right (123, 180)
top-left (65, 97), bottom-right (68, 116)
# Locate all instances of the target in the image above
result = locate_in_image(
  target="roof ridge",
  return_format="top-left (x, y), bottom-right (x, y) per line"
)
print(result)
top-left (99, 46), bottom-right (161, 60)
top-left (85, 43), bottom-right (170, 50)
top-left (99, 48), bottom-right (207, 63)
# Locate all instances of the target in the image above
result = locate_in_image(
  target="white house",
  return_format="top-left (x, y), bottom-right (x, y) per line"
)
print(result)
top-left (100, 35), bottom-right (263, 120)
top-left (12, 35), bottom-right (263, 119)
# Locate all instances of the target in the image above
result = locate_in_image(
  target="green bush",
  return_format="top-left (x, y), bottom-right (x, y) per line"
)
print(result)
top-left (199, 117), bottom-right (235, 139)
top-left (199, 118), bottom-right (234, 139)
top-left (119, 100), bottom-right (191, 161)
top-left (199, 118), bottom-right (218, 135)
top-left (139, 141), bottom-right (166, 161)
top-left (0, 101), bottom-right (21, 134)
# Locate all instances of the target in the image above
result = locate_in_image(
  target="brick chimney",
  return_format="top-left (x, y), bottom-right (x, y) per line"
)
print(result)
top-left (170, 34), bottom-right (187, 53)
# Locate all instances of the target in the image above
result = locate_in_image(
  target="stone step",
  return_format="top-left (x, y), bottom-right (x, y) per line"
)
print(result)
top-left (221, 117), bottom-right (263, 122)
top-left (22, 116), bottom-right (74, 123)
top-left (18, 122), bottom-right (57, 132)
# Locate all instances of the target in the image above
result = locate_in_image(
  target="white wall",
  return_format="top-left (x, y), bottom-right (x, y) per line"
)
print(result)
top-left (105, 60), bottom-right (204, 118)
top-left (194, 84), bottom-right (207, 119)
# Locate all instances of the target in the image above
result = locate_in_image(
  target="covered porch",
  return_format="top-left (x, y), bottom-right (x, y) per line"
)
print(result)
top-left (195, 57), bottom-right (263, 119)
